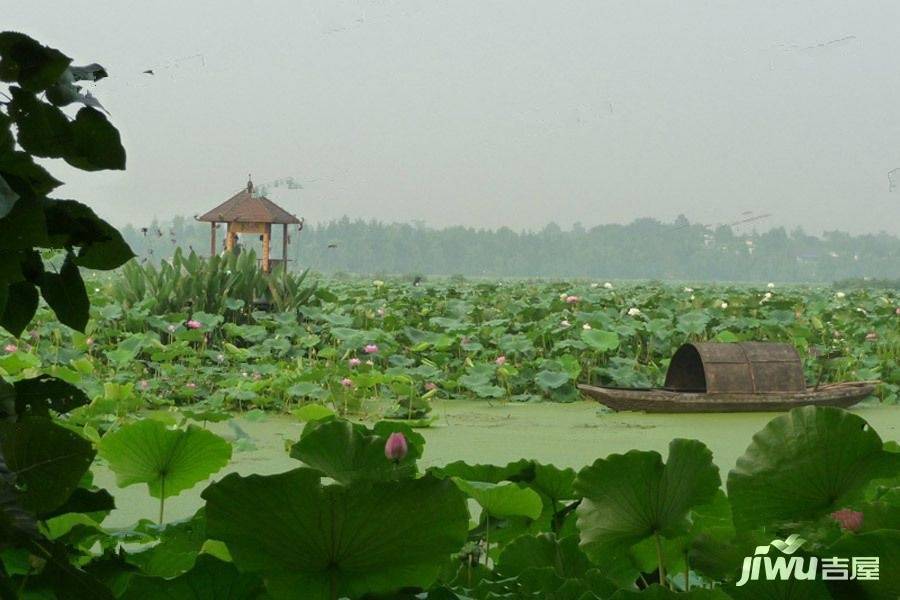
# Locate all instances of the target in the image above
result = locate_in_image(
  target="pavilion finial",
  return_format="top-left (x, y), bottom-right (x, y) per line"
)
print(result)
top-left (247, 174), bottom-right (253, 193)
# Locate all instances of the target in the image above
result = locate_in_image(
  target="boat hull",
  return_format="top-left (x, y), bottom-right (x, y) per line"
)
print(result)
top-left (577, 382), bottom-right (877, 413)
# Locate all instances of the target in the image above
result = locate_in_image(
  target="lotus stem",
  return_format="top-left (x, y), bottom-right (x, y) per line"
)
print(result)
top-left (654, 532), bottom-right (667, 589)
top-left (158, 479), bottom-right (165, 525)
top-left (484, 513), bottom-right (490, 566)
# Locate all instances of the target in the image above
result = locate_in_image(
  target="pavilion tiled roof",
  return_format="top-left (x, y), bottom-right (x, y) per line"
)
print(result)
top-left (197, 181), bottom-right (301, 224)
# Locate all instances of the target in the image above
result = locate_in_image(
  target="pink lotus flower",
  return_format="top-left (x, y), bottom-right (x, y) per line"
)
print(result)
top-left (186, 320), bottom-right (202, 330)
top-left (425, 382), bottom-right (438, 391)
top-left (138, 379), bottom-right (150, 390)
top-left (830, 508), bottom-right (863, 532)
top-left (349, 357), bottom-right (362, 367)
top-left (896, 307), bottom-right (900, 315)
top-left (85, 337), bottom-right (95, 346)
top-left (865, 332), bottom-right (878, 342)
top-left (364, 344), bottom-right (379, 354)
top-left (341, 377), bottom-right (353, 388)
top-left (3, 344), bottom-right (17, 353)
top-left (377, 307), bottom-right (386, 317)
top-left (185, 382), bottom-right (197, 389)
top-left (495, 355), bottom-right (507, 366)
top-left (565, 295), bottom-right (580, 304)
top-left (384, 432), bottom-right (408, 462)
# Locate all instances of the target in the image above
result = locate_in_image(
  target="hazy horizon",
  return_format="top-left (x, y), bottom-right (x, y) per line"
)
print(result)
top-left (8, 1), bottom-right (900, 235)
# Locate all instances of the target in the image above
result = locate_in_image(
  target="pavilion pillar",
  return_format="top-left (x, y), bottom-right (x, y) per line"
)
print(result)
top-left (282, 223), bottom-right (288, 269)
top-left (225, 225), bottom-right (236, 252)
top-left (210, 222), bottom-right (217, 256)
top-left (262, 223), bottom-right (271, 272)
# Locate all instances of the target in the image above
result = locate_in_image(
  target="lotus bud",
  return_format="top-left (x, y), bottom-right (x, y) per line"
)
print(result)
top-left (384, 432), bottom-right (408, 462)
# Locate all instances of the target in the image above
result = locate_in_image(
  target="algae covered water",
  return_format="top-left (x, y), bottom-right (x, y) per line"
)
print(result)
top-left (93, 400), bottom-right (900, 528)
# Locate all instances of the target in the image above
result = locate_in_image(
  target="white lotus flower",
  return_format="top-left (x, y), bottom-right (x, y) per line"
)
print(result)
top-left (582, 323), bottom-right (592, 330)
top-left (603, 282), bottom-right (613, 289)
top-left (719, 301), bottom-right (728, 309)
top-left (836, 292), bottom-right (846, 299)
top-left (683, 287), bottom-right (693, 293)
top-left (560, 319), bottom-right (571, 328)
top-left (767, 282), bottom-right (775, 289)
top-left (627, 307), bottom-right (641, 316)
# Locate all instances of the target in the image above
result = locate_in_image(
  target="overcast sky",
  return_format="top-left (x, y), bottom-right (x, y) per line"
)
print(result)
top-left (7, 1), bottom-right (900, 234)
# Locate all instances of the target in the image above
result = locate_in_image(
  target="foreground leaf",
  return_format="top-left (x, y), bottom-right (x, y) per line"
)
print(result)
top-left (202, 468), bottom-right (469, 599)
top-left (289, 419), bottom-right (421, 484)
top-left (575, 438), bottom-right (720, 560)
top-left (122, 555), bottom-right (264, 600)
top-left (727, 406), bottom-right (900, 531)
top-left (99, 420), bottom-right (231, 499)
top-left (0, 417), bottom-right (94, 515)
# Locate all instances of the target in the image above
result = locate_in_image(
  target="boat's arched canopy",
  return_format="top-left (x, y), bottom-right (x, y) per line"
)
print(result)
top-left (664, 342), bottom-right (806, 394)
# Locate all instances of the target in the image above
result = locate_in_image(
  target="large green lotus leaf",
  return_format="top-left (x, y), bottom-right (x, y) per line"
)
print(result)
top-left (453, 478), bottom-right (544, 520)
top-left (289, 419), bottom-right (421, 484)
top-left (0, 417), bottom-right (94, 515)
top-left (825, 530), bottom-right (899, 600)
top-left (99, 420), bottom-right (231, 499)
top-left (121, 555), bottom-right (264, 600)
top-left (535, 370), bottom-right (570, 390)
top-left (476, 565), bottom-right (617, 599)
top-left (202, 468), bottom-right (469, 600)
top-left (531, 462), bottom-right (577, 502)
top-left (722, 578), bottom-right (830, 600)
top-left (628, 490), bottom-right (734, 579)
top-left (581, 329), bottom-right (620, 352)
top-left (430, 459), bottom-right (534, 483)
top-left (631, 490), bottom-right (737, 577)
top-left (126, 511), bottom-right (207, 578)
top-left (727, 406), bottom-right (900, 531)
top-left (611, 584), bottom-right (731, 599)
top-left (496, 533), bottom-right (592, 579)
top-left (574, 439), bottom-right (720, 561)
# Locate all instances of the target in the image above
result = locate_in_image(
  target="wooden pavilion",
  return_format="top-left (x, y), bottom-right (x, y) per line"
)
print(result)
top-left (197, 177), bottom-right (303, 272)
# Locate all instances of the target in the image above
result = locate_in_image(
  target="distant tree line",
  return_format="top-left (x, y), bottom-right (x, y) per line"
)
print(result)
top-left (120, 215), bottom-right (900, 282)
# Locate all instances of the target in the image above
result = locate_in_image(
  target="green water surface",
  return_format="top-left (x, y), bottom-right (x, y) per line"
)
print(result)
top-left (92, 400), bottom-right (900, 528)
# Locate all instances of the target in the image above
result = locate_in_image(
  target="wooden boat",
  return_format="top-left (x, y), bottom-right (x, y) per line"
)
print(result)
top-left (579, 342), bottom-right (878, 413)
top-left (577, 381), bottom-right (877, 413)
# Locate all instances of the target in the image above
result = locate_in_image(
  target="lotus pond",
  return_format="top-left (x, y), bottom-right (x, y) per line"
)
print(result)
top-left (92, 401), bottom-right (900, 530)
top-left (3, 269), bottom-right (899, 599)
top-left (3, 32), bottom-right (900, 599)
